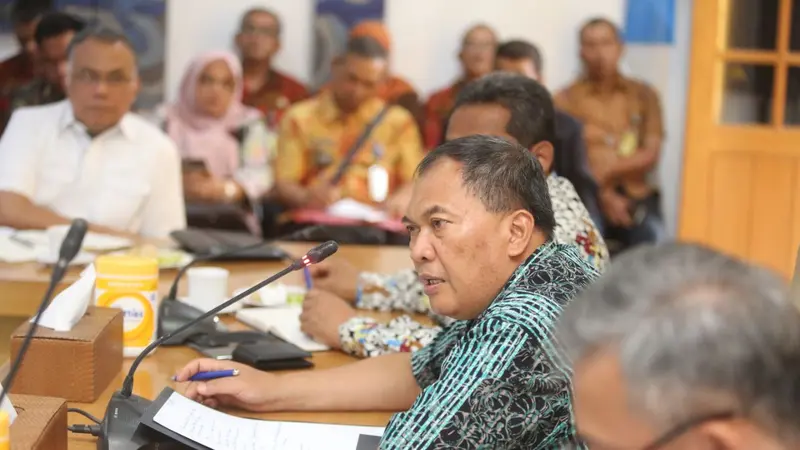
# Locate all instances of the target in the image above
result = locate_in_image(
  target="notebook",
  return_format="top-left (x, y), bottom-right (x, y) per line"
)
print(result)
top-left (236, 306), bottom-right (330, 352)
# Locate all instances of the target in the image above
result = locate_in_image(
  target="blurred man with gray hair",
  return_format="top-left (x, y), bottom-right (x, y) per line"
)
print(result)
top-left (558, 243), bottom-right (800, 450)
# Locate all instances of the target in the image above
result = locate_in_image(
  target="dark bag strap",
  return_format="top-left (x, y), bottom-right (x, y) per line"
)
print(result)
top-left (330, 105), bottom-right (391, 185)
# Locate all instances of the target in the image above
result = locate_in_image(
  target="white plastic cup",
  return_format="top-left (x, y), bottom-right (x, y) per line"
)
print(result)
top-left (186, 267), bottom-right (233, 312)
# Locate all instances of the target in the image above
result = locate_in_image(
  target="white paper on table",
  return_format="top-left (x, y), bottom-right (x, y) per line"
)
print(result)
top-left (10, 230), bottom-right (132, 252)
top-left (32, 264), bottom-right (95, 332)
top-left (236, 306), bottom-right (329, 352)
top-left (0, 385), bottom-right (17, 424)
top-left (153, 391), bottom-right (384, 450)
top-left (326, 198), bottom-right (388, 223)
top-left (0, 235), bottom-right (38, 263)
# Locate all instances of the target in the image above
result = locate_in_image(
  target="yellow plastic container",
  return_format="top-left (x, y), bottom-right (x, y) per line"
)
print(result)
top-left (94, 255), bottom-right (159, 358)
top-left (0, 410), bottom-right (9, 450)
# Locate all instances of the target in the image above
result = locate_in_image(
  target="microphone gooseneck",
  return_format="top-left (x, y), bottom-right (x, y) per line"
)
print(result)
top-left (0, 218), bottom-right (88, 406)
top-left (120, 240), bottom-right (339, 398)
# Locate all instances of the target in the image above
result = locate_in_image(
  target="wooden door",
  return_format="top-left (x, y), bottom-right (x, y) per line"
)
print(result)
top-left (680, 0), bottom-right (800, 278)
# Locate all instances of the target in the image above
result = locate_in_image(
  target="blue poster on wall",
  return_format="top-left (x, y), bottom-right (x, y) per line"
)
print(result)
top-left (0, 0), bottom-right (166, 109)
top-left (624, 0), bottom-right (675, 45)
top-left (313, 0), bottom-right (385, 90)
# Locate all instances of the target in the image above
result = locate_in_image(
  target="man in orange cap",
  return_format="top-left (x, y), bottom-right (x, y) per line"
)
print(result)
top-left (325, 21), bottom-right (423, 134)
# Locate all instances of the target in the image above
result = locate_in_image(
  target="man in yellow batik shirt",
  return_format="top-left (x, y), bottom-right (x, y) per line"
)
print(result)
top-left (274, 36), bottom-right (423, 218)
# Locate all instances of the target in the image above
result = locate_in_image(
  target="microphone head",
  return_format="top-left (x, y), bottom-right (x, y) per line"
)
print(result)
top-left (303, 240), bottom-right (339, 265)
top-left (58, 218), bottom-right (89, 263)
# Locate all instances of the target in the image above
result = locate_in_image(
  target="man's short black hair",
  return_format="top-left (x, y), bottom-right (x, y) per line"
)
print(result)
top-left (34, 12), bottom-right (85, 46)
top-left (240, 7), bottom-right (281, 36)
top-left (452, 72), bottom-right (556, 150)
top-left (496, 40), bottom-right (543, 73)
top-left (580, 17), bottom-right (622, 42)
top-left (67, 25), bottom-right (137, 65)
top-left (11, 0), bottom-right (52, 24)
top-left (346, 36), bottom-right (388, 60)
top-left (416, 135), bottom-right (556, 238)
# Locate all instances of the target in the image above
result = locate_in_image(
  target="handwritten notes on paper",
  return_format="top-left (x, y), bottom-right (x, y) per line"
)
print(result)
top-left (153, 391), bottom-right (383, 450)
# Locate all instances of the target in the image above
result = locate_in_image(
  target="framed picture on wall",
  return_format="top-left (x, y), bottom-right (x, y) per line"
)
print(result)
top-left (312, 0), bottom-right (385, 91)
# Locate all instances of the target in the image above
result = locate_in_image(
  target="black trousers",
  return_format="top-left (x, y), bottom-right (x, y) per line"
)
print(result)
top-left (604, 191), bottom-right (666, 253)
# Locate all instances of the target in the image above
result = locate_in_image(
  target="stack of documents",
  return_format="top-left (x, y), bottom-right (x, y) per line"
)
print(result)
top-left (151, 391), bottom-right (384, 450)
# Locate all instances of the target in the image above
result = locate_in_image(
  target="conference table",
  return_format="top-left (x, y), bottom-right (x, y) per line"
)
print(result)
top-left (0, 242), bottom-right (415, 449)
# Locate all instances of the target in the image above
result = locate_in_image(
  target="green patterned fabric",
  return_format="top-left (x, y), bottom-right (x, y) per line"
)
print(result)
top-left (380, 242), bottom-right (598, 449)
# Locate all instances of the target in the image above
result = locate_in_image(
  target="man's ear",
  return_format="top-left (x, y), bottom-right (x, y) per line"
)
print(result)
top-left (531, 141), bottom-right (554, 175)
top-left (507, 210), bottom-right (535, 258)
top-left (697, 420), bottom-right (751, 450)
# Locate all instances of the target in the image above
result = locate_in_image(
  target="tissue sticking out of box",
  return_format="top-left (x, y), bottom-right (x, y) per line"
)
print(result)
top-left (32, 265), bottom-right (96, 332)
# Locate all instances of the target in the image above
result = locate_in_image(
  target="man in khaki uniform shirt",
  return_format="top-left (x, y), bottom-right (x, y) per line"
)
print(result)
top-left (556, 18), bottom-right (665, 250)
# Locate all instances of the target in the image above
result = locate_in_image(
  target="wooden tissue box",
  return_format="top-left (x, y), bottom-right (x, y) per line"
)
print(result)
top-left (9, 306), bottom-right (123, 402)
top-left (9, 394), bottom-right (67, 450)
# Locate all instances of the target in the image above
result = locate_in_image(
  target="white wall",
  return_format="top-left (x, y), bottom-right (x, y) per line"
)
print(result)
top-left (625, 0), bottom-right (692, 237)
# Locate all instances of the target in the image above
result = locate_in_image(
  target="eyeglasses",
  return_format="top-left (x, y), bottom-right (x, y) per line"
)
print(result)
top-left (564, 412), bottom-right (736, 450)
top-left (70, 69), bottom-right (134, 87)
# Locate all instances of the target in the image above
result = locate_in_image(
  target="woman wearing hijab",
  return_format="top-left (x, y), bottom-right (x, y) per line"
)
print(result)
top-left (161, 51), bottom-right (277, 232)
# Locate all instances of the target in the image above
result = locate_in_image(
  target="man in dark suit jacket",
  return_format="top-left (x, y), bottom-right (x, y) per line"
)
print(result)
top-left (494, 40), bottom-right (602, 228)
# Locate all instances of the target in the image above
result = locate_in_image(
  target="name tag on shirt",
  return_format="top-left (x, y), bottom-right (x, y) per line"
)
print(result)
top-left (368, 164), bottom-right (389, 203)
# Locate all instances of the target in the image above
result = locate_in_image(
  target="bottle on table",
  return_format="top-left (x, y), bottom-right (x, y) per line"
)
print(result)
top-left (94, 255), bottom-right (159, 358)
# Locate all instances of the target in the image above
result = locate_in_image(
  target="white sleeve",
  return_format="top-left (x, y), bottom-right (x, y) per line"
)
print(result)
top-left (0, 109), bottom-right (39, 198)
top-left (138, 138), bottom-right (186, 238)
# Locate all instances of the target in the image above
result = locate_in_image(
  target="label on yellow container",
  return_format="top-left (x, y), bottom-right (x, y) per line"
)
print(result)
top-left (94, 255), bottom-right (159, 356)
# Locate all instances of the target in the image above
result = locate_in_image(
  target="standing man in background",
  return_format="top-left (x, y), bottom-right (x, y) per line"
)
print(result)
top-left (0, 0), bottom-right (53, 129)
top-left (236, 7), bottom-right (308, 126)
top-left (556, 18), bottom-right (665, 250)
top-left (423, 24), bottom-right (497, 149)
top-left (495, 39), bottom-right (601, 227)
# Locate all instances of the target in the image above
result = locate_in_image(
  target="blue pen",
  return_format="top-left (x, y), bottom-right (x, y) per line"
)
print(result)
top-left (304, 266), bottom-right (313, 290)
top-left (173, 369), bottom-right (239, 382)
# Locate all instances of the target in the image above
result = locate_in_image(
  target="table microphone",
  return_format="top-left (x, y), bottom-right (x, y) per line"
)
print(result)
top-left (0, 218), bottom-right (88, 407)
top-left (158, 225), bottom-right (322, 346)
top-left (95, 240), bottom-right (339, 450)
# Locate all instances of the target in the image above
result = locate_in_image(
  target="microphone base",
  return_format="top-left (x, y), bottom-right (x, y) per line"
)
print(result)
top-left (157, 298), bottom-right (224, 346)
top-left (96, 391), bottom-right (181, 450)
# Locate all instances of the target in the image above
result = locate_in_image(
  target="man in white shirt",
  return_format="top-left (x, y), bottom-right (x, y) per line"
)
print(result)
top-left (0, 26), bottom-right (185, 238)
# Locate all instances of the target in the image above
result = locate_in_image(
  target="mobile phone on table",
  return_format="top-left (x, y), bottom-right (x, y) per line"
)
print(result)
top-left (187, 342), bottom-right (236, 360)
